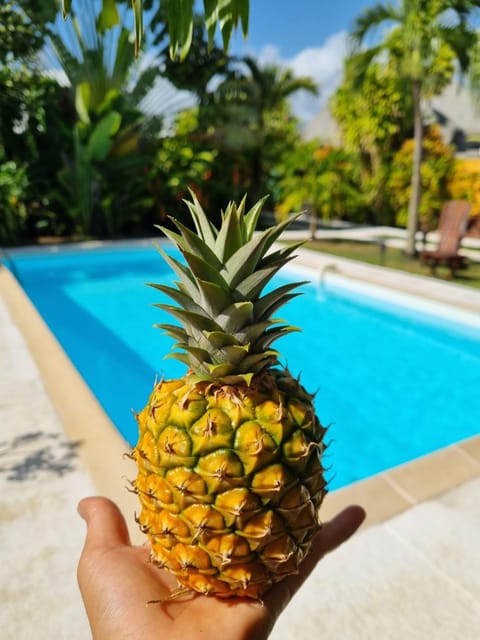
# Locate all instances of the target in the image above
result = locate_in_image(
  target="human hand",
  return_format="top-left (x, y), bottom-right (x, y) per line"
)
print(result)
top-left (77, 497), bottom-right (365, 640)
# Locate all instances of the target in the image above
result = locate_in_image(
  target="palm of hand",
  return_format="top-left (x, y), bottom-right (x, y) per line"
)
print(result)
top-left (79, 541), bottom-right (274, 640)
top-left (77, 498), bottom-right (365, 640)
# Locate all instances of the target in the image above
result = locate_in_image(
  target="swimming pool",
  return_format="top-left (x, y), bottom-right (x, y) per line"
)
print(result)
top-left (5, 243), bottom-right (480, 490)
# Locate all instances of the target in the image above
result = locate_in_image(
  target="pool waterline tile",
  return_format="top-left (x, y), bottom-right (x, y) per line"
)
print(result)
top-left (382, 442), bottom-right (480, 504)
top-left (294, 245), bottom-right (480, 316)
top-left (321, 474), bottom-right (414, 527)
top-left (458, 435), bottom-right (480, 465)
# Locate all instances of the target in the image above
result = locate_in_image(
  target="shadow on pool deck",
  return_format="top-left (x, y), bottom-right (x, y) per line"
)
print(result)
top-left (1, 255), bottom-right (480, 639)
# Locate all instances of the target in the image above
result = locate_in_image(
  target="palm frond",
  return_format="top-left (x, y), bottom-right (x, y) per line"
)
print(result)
top-left (129, 65), bottom-right (161, 104)
top-left (346, 46), bottom-right (385, 88)
top-left (351, 2), bottom-right (399, 45)
top-left (468, 39), bottom-right (480, 104)
top-left (111, 27), bottom-right (135, 88)
top-left (61, 0), bottom-right (250, 59)
top-left (438, 23), bottom-right (479, 72)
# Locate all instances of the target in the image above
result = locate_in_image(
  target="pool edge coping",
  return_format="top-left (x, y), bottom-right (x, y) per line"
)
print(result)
top-left (291, 244), bottom-right (480, 315)
top-left (1, 263), bottom-right (479, 533)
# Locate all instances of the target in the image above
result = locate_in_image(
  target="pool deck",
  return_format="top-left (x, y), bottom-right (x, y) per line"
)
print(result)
top-left (1, 246), bottom-right (480, 639)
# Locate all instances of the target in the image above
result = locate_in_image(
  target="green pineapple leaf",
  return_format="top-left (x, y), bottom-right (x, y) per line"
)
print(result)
top-left (214, 199), bottom-right (246, 263)
top-left (212, 343), bottom-right (250, 365)
top-left (163, 219), bottom-right (223, 272)
top-left (184, 190), bottom-right (217, 246)
top-left (217, 301), bottom-right (254, 333)
top-left (196, 279), bottom-right (233, 316)
top-left (254, 282), bottom-right (307, 319)
top-left (154, 244), bottom-right (198, 300)
top-left (203, 331), bottom-right (240, 349)
top-left (149, 283), bottom-right (205, 315)
top-left (181, 249), bottom-right (230, 290)
top-left (151, 195), bottom-right (307, 381)
top-left (253, 325), bottom-right (300, 351)
top-left (244, 195), bottom-right (269, 239)
top-left (235, 263), bottom-right (287, 300)
top-left (155, 324), bottom-right (188, 342)
top-left (156, 304), bottom-right (221, 333)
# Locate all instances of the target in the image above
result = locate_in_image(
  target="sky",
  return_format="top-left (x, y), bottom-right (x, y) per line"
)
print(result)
top-left (227, 1), bottom-right (377, 123)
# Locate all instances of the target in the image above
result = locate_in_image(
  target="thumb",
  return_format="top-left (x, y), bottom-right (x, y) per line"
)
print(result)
top-left (78, 496), bottom-right (131, 552)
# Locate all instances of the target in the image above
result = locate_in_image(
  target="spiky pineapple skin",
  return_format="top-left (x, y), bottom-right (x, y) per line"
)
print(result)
top-left (133, 370), bottom-right (327, 599)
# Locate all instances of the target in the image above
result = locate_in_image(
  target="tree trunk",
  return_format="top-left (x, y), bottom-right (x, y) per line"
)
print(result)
top-left (250, 147), bottom-right (263, 204)
top-left (250, 109), bottom-right (264, 204)
top-left (308, 204), bottom-right (318, 240)
top-left (406, 80), bottom-right (423, 257)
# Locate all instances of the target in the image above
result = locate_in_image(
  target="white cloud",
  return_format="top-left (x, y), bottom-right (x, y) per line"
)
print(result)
top-left (257, 31), bottom-right (349, 124)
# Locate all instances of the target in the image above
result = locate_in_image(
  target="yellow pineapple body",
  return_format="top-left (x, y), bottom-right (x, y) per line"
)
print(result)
top-left (134, 371), bottom-right (326, 598)
top-left (133, 195), bottom-right (328, 598)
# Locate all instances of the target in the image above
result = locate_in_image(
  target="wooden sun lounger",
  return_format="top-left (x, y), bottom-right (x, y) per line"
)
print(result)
top-left (421, 200), bottom-right (470, 277)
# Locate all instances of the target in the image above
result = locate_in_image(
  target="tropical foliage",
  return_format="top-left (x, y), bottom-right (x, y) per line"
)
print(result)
top-left (61, 0), bottom-right (249, 59)
top-left (144, 109), bottom-right (216, 225)
top-left (1, 0), bottom-right (226, 243)
top-left (449, 158), bottom-right (480, 217)
top-left (47, 2), bottom-right (163, 235)
top-left (160, 51), bottom-right (313, 214)
top-left (388, 125), bottom-right (455, 229)
top-left (275, 142), bottom-right (365, 234)
top-left (0, 2), bottom-right (74, 243)
top-left (0, 150), bottom-right (29, 244)
top-left (331, 59), bottom-right (413, 225)
top-left (198, 58), bottom-right (317, 205)
top-left (352, 0), bottom-right (480, 254)
top-left (4, 0), bottom-right (480, 248)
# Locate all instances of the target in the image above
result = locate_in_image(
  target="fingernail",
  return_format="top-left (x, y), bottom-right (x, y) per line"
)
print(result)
top-left (77, 500), bottom-right (86, 520)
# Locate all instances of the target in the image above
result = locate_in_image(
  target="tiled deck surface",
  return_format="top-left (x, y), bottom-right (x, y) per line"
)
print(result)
top-left (1, 247), bottom-right (480, 639)
top-left (0, 279), bottom-right (94, 639)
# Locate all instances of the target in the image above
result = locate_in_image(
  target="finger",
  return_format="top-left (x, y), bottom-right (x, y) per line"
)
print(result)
top-left (264, 505), bottom-right (365, 615)
top-left (314, 504), bottom-right (366, 556)
top-left (291, 504), bottom-right (366, 584)
top-left (78, 496), bottom-right (131, 552)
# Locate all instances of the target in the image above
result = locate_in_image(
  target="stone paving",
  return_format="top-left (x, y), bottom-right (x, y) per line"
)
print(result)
top-left (0, 292), bottom-right (93, 640)
top-left (270, 476), bottom-right (480, 640)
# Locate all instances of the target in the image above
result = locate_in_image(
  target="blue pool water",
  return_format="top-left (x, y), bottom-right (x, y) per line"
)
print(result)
top-left (5, 244), bottom-right (480, 489)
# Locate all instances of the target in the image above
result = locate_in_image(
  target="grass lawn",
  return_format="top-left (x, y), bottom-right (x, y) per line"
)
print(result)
top-left (301, 239), bottom-right (480, 290)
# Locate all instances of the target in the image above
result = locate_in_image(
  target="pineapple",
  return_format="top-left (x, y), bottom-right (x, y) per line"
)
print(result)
top-left (132, 194), bottom-right (327, 599)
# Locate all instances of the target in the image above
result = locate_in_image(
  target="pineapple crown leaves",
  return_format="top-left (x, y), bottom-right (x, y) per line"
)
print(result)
top-left (150, 192), bottom-right (306, 383)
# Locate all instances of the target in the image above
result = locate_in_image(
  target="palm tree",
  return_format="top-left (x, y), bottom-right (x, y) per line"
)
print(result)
top-left (241, 58), bottom-right (318, 129)
top-left (209, 58), bottom-right (318, 202)
top-left (352, 0), bottom-right (480, 256)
